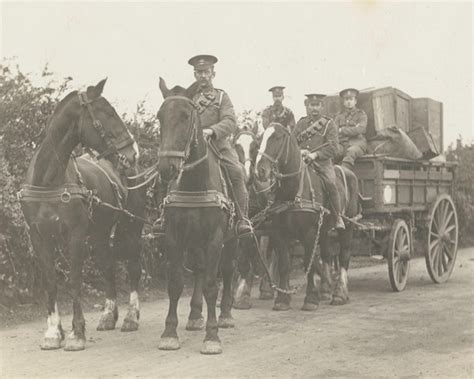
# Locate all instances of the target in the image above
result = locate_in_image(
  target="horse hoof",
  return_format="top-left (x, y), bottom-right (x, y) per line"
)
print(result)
top-left (96, 312), bottom-right (116, 331)
top-left (272, 303), bottom-right (290, 311)
top-left (40, 337), bottom-right (62, 350)
top-left (158, 337), bottom-right (180, 350)
top-left (259, 291), bottom-right (274, 300)
top-left (200, 340), bottom-right (223, 355)
top-left (320, 293), bottom-right (332, 301)
top-left (331, 296), bottom-right (349, 306)
top-left (218, 316), bottom-right (235, 329)
top-left (233, 297), bottom-right (252, 310)
top-left (301, 302), bottom-right (319, 311)
top-left (64, 336), bottom-right (86, 351)
top-left (121, 318), bottom-right (139, 332)
top-left (186, 318), bottom-right (204, 331)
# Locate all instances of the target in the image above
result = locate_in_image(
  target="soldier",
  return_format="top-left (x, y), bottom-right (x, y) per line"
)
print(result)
top-left (262, 86), bottom-right (296, 131)
top-left (293, 94), bottom-right (345, 229)
top-left (334, 88), bottom-right (368, 170)
top-left (156, 54), bottom-right (251, 236)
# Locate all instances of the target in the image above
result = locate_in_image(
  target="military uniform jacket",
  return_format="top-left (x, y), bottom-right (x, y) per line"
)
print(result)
top-left (262, 105), bottom-right (296, 131)
top-left (334, 107), bottom-right (367, 147)
top-left (292, 115), bottom-right (338, 162)
top-left (192, 87), bottom-right (237, 151)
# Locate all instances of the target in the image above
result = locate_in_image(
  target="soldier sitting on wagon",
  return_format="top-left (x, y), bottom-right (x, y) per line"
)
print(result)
top-left (334, 88), bottom-right (368, 170)
top-left (262, 86), bottom-right (296, 132)
top-left (293, 94), bottom-right (345, 230)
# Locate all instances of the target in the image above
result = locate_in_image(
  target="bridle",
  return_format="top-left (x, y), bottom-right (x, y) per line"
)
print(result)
top-left (157, 96), bottom-right (208, 177)
top-left (78, 92), bottom-right (135, 169)
top-left (256, 123), bottom-right (302, 193)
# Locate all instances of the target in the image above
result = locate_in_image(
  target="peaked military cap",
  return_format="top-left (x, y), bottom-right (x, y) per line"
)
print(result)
top-left (339, 88), bottom-right (359, 98)
top-left (305, 94), bottom-right (326, 102)
top-left (188, 54), bottom-right (218, 69)
top-left (269, 86), bottom-right (285, 95)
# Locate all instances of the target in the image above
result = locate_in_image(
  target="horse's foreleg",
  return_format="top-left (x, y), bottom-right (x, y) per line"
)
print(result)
top-left (92, 229), bottom-right (118, 332)
top-left (158, 243), bottom-right (183, 350)
top-left (319, 232), bottom-right (334, 301)
top-left (331, 227), bottom-right (353, 306)
top-left (301, 229), bottom-right (321, 311)
top-left (115, 221), bottom-right (143, 332)
top-left (201, 230), bottom-right (224, 355)
top-left (186, 248), bottom-right (204, 331)
top-left (233, 238), bottom-right (254, 309)
top-left (218, 239), bottom-right (236, 328)
top-left (32, 229), bottom-right (65, 350)
top-left (64, 229), bottom-right (88, 351)
top-left (272, 231), bottom-right (291, 311)
top-left (259, 236), bottom-right (276, 300)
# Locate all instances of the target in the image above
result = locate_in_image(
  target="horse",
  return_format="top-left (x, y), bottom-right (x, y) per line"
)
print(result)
top-left (19, 79), bottom-right (145, 351)
top-left (232, 125), bottom-right (278, 308)
top-left (156, 78), bottom-right (238, 355)
top-left (255, 122), bottom-right (358, 310)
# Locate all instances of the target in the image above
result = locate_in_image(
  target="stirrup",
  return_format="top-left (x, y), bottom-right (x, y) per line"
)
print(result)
top-left (235, 219), bottom-right (254, 238)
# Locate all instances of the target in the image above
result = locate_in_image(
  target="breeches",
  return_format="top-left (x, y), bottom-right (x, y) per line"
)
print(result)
top-left (337, 142), bottom-right (367, 167)
top-left (316, 161), bottom-right (342, 215)
top-left (220, 148), bottom-right (249, 217)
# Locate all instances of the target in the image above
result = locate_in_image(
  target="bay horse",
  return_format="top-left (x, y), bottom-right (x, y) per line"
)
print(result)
top-left (19, 79), bottom-right (145, 351)
top-left (156, 78), bottom-right (237, 355)
top-left (255, 122), bottom-right (358, 310)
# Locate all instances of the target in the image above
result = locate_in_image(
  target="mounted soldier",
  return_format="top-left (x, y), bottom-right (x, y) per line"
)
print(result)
top-left (154, 54), bottom-right (251, 236)
top-left (292, 93), bottom-right (345, 230)
top-left (262, 86), bottom-right (296, 132)
top-left (334, 88), bottom-right (368, 170)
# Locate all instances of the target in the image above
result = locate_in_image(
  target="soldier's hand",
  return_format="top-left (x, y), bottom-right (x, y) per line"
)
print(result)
top-left (301, 149), bottom-right (310, 158)
top-left (203, 129), bottom-right (214, 140)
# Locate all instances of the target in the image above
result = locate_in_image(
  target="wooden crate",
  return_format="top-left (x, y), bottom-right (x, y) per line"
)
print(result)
top-left (407, 127), bottom-right (439, 159)
top-left (409, 98), bottom-right (443, 153)
top-left (323, 87), bottom-right (412, 139)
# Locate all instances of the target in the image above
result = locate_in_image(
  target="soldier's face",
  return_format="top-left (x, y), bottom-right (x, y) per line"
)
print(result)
top-left (307, 101), bottom-right (323, 118)
top-left (272, 94), bottom-right (284, 105)
top-left (343, 96), bottom-right (357, 109)
top-left (194, 68), bottom-right (215, 88)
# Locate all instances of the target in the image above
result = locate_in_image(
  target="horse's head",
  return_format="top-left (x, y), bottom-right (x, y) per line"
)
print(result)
top-left (70, 79), bottom-right (139, 168)
top-left (233, 123), bottom-right (260, 184)
top-left (156, 77), bottom-right (200, 182)
top-left (255, 122), bottom-right (293, 182)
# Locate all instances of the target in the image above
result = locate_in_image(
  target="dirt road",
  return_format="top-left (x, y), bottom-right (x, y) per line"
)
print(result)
top-left (1, 248), bottom-right (473, 377)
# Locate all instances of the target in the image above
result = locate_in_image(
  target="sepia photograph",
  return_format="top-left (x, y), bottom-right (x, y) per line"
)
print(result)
top-left (0, 1), bottom-right (472, 377)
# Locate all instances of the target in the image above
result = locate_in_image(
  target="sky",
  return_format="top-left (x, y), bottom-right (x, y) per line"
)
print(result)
top-left (1, 1), bottom-right (473, 147)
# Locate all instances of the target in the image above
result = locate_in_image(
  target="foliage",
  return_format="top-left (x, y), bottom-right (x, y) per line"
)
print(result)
top-left (446, 138), bottom-right (474, 246)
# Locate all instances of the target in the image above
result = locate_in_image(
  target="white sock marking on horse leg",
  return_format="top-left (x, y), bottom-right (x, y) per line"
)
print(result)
top-left (255, 126), bottom-right (275, 168)
top-left (103, 298), bottom-right (116, 313)
top-left (130, 291), bottom-right (139, 311)
top-left (44, 303), bottom-right (62, 338)
top-left (341, 268), bottom-right (348, 289)
top-left (235, 278), bottom-right (247, 299)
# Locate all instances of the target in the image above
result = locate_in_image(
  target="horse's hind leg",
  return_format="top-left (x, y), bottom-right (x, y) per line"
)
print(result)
top-left (218, 239), bottom-right (236, 328)
top-left (158, 243), bottom-right (184, 350)
top-left (186, 248), bottom-right (204, 331)
top-left (64, 227), bottom-right (88, 351)
top-left (201, 230), bottom-right (225, 355)
top-left (114, 219), bottom-right (143, 332)
top-left (92, 227), bottom-right (118, 331)
top-left (31, 228), bottom-right (65, 350)
top-left (331, 226), bottom-right (353, 306)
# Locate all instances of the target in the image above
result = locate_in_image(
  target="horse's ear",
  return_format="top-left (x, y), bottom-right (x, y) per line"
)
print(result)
top-left (159, 77), bottom-right (170, 98)
top-left (87, 78), bottom-right (107, 99)
top-left (185, 81), bottom-right (199, 99)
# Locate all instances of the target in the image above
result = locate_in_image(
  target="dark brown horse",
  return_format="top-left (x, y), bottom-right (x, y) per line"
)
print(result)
top-left (20, 80), bottom-right (145, 351)
top-left (156, 79), bottom-right (237, 355)
top-left (255, 122), bottom-right (358, 310)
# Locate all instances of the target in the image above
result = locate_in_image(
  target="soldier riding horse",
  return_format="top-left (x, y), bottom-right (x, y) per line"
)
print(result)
top-left (255, 121), bottom-right (359, 310)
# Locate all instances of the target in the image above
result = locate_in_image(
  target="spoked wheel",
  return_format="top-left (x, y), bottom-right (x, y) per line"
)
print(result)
top-left (425, 194), bottom-right (458, 283)
top-left (387, 219), bottom-right (411, 292)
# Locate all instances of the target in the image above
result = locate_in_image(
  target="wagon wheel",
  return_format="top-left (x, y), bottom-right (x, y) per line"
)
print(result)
top-left (387, 219), bottom-right (411, 292)
top-left (425, 194), bottom-right (458, 283)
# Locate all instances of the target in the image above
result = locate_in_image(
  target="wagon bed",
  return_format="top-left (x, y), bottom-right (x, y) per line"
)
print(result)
top-left (350, 154), bottom-right (458, 291)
